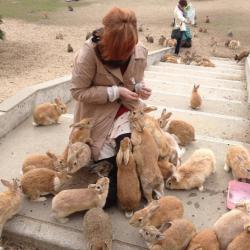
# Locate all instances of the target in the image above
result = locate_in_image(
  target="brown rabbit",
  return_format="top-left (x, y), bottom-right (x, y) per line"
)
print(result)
top-left (116, 137), bottom-right (141, 218)
top-left (66, 142), bottom-right (92, 174)
top-left (190, 84), bottom-right (202, 109)
top-left (161, 54), bottom-right (180, 63)
top-left (129, 196), bottom-right (184, 229)
top-left (33, 97), bottom-right (67, 126)
top-left (146, 110), bottom-right (182, 165)
top-left (129, 107), bottom-right (164, 204)
top-left (187, 228), bottom-right (220, 250)
top-left (158, 108), bottom-right (195, 146)
top-left (21, 168), bottom-right (71, 201)
top-left (0, 179), bottom-right (22, 242)
top-left (165, 38), bottom-right (177, 47)
top-left (224, 145), bottom-right (250, 181)
top-left (56, 161), bottom-right (112, 192)
top-left (235, 50), bottom-right (250, 63)
top-left (227, 223), bottom-right (250, 250)
top-left (69, 117), bottom-right (94, 145)
top-left (139, 219), bottom-right (196, 250)
top-left (22, 151), bottom-right (66, 174)
top-left (52, 177), bottom-right (109, 223)
top-left (158, 158), bottom-right (176, 185)
top-left (158, 35), bottom-right (166, 46)
top-left (213, 200), bottom-right (250, 250)
top-left (83, 207), bottom-right (112, 250)
top-left (166, 149), bottom-right (216, 191)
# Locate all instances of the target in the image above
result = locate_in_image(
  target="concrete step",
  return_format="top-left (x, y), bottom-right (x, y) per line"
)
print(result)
top-left (211, 56), bottom-right (244, 64)
top-left (210, 58), bottom-right (244, 68)
top-left (1, 115), bottom-right (250, 250)
top-left (145, 76), bottom-right (246, 90)
top-left (143, 106), bottom-right (250, 143)
top-left (144, 71), bottom-right (245, 89)
top-left (155, 62), bottom-right (243, 75)
top-left (148, 65), bottom-right (243, 81)
top-left (145, 79), bottom-right (247, 102)
top-left (147, 91), bottom-right (249, 118)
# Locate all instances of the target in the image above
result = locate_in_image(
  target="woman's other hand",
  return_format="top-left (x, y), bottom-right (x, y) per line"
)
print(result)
top-left (119, 87), bottom-right (139, 101)
top-left (135, 82), bottom-right (152, 100)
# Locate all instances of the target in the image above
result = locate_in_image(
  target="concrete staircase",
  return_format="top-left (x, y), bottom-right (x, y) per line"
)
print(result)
top-left (1, 57), bottom-right (249, 250)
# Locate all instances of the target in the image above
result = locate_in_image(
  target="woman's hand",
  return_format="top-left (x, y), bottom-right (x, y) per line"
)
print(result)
top-left (135, 82), bottom-right (152, 100)
top-left (118, 87), bottom-right (139, 101)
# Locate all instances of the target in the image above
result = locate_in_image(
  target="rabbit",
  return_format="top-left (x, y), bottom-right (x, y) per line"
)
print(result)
top-left (129, 107), bottom-right (164, 203)
top-left (83, 207), bottom-right (112, 250)
top-left (56, 161), bottom-right (112, 192)
top-left (66, 142), bottom-right (92, 174)
top-left (227, 223), bottom-right (250, 250)
top-left (33, 97), bottom-right (67, 126)
top-left (145, 108), bottom-right (180, 165)
top-left (116, 137), bottom-right (141, 218)
top-left (235, 50), bottom-right (250, 63)
top-left (205, 16), bottom-right (210, 23)
top-left (165, 38), bottom-right (177, 47)
top-left (160, 54), bottom-right (180, 63)
top-left (69, 117), bottom-right (94, 145)
top-left (190, 84), bottom-right (202, 109)
top-left (139, 218), bottom-right (196, 250)
top-left (129, 196), bottom-right (184, 229)
top-left (224, 145), bottom-right (250, 181)
top-left (158, 108), bottom-right (195, 147)
top-left (166, 148), bottom-right (216, 191)
top-left (213, 200), bottom-right (250, 250)
top-left (0, 179), bottom-right (22, 242)
top-left (158, 158), bottom-right (176, 183)
top-left (67, 43), bottom-right (73, 52)
top-left (21, 168), bottom-right (71, 201)
top-left (228, 40), bottom-right (240, 50)
top-left (158, 35), bottom-right (166, 46)
top-left (198, 59), bottom-right (215, 67)
top-left (146, 35), bottom-right (154, 43)
top-left (187, 228), bottom-right (220, 250)
top-left (51, 177), bottom-right (109, 223)
top-left (181, 50), bottom-right (193, 65)
top-left (22, 151), bottom-right (66, 174)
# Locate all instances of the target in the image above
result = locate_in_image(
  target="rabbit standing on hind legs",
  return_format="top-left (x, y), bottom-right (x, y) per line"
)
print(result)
top-left (190, 84), bottom-right (202, 109)
top-left (116, 137), bottom-right (141, 218)
top-left (129, 107), bottom-right (164, 204)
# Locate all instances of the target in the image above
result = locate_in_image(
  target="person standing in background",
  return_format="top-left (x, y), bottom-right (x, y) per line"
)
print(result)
top-left (174, 0), bottom-right (189, 55)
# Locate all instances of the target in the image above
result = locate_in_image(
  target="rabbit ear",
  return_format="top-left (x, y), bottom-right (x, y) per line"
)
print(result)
top-left (159, 221), bottom-right (172, 233)
top-left (123, 148), bottom-right (130, 166)
top-left (1, 179), bottom-right (12, 189)
top-left (143, 106), bottom-right (157, 113)
top-left (54, 97), bottom-right (62, 105)
top-left (161, 108), bottom-right (167, 117)
top-left (46, 151), bottom-right (57, 160)
top-left (163, 112), bottom-right (172, 120)
top-left (116, 148), bottom-right (123, 167)
top-left (88, 184), bottom-right (96, 189)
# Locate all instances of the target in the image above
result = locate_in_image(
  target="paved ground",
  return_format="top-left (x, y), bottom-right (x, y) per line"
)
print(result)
top-left (1, 56), bottom-right (249, 249)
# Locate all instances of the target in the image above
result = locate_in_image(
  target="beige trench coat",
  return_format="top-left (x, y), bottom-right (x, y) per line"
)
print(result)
top-left (70, 39), bottom-right (148, 161)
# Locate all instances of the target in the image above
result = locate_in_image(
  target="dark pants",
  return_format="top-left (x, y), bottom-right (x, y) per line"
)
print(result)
top-left (175, 31), bottom-right (184, 55)
top-left (97, 133), bottom-right (131, 209)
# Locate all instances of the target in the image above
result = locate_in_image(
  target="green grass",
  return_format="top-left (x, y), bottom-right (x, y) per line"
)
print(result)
top-left (0, 0), bottom-right (83, 22)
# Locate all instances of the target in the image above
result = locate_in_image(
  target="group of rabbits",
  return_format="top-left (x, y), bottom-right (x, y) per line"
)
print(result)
top-left (1, 95), bottom-right (250, 250)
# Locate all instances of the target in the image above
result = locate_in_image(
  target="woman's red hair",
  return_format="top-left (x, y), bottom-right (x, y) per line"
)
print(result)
top-left (99, 7), bottom-right (138, 61)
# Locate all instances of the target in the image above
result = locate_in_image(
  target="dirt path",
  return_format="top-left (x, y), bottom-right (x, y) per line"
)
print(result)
top-left (0, 0), bottom-right (249, 103)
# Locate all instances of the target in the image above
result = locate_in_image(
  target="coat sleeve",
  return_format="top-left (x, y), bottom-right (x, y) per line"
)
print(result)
top-left (70, 44), bottom-right (109, 104)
